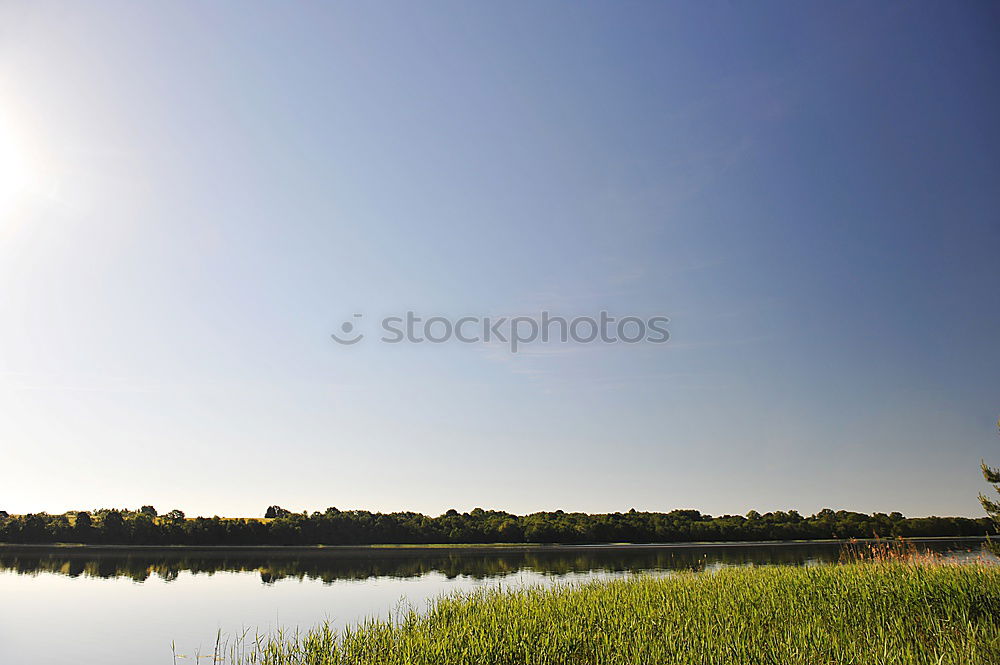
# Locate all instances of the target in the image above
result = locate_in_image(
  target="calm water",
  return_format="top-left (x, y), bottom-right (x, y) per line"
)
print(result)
top-left (0, 539), bottom-right (990, 664)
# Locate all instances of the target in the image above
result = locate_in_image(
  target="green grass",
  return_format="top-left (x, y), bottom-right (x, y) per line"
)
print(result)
top-left (216, 561), bottom-right (1000, 665)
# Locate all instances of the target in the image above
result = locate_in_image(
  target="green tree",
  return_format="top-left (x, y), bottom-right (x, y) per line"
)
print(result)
top-left (74, 511), bottom-right (92, 535)
top-left (101, 510), bottom-right (125, 541)
top-left (982, 461), bottom-right (1000, 525)
top-left (980, 418), bottom-right (1000, 554)
top-left (981, 465), bottom-right (1000, 557)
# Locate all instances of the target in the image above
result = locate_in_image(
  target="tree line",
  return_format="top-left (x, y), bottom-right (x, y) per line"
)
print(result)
top-left (0, 506), bottom-right (991, 546)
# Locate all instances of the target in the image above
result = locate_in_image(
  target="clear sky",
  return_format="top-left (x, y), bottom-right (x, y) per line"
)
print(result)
top-left (1, 2), bottom-right (998, 518)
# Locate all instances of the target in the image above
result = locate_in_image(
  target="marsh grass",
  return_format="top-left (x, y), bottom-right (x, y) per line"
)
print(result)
top-left (207, 555), bottom-right (1000, 665)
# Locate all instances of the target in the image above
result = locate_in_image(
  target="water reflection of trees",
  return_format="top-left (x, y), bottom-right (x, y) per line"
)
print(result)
top-left (0, 541), bottom-right (981, 584)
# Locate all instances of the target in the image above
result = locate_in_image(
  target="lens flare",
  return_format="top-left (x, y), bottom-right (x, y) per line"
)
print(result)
top-left (0, 106), bottom-right (59, 223)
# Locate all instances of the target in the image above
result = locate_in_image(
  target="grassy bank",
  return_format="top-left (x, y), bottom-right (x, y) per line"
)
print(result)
top-left (216, 560), bottom-right (1000, 665)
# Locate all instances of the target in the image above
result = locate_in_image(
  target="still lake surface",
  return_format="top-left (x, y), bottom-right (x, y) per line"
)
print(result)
top-left (0, 539), bottom-right (991, 664)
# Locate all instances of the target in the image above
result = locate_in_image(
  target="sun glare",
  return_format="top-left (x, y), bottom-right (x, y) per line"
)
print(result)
top-left (0, 108), bottom-right (53, 221)
top-left (0, 114), bottom-right (29, 202)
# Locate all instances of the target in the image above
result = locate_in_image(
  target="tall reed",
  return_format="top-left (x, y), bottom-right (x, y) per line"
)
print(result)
top-left (202, 557), bottom-right (1000, 665)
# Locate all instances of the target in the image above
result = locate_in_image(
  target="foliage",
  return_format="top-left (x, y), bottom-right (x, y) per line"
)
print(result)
top-left (978, 417), bottom-right (1000, 554)
top-left (0, 506), bottom-right (991, 546)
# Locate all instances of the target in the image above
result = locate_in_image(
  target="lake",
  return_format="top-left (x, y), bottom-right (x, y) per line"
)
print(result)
top-left (0, 539), bottom-right (990, 664)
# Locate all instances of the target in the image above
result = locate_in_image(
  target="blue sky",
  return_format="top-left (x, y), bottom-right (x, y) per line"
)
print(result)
top-left (1, 2), bottom-right (998, 517)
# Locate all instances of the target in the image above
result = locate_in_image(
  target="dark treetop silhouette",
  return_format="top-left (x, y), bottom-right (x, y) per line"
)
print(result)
top-left (0, 506), bottom-right (991, 546)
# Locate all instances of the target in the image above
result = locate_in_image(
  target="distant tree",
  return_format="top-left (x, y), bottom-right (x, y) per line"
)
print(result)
top-left (498, 519), bottom-right (523, 542)
top-left (0, 510), bottom-right (8, 519)
top-left (73, 511), bottom-right (93, 542)
top-left (164, 509), bottom-right (185, 522)
top-left (102, 510), bottom-right (125, 539)
top-left (265, 506), bottom-right (292, 519)
top-left (140, 505), bottom-right (158, 517)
